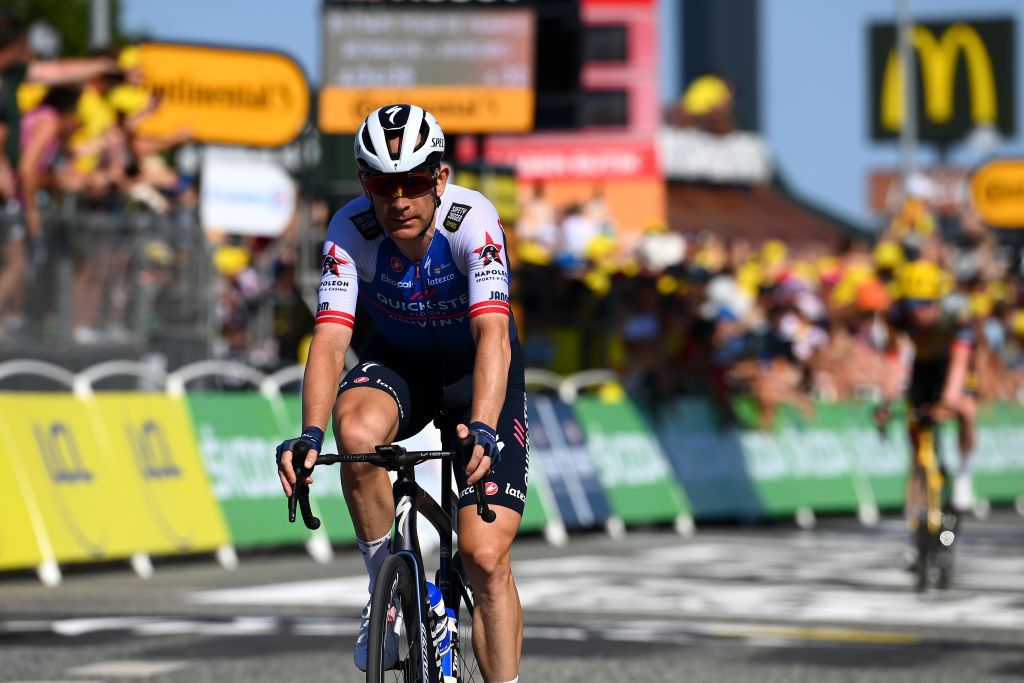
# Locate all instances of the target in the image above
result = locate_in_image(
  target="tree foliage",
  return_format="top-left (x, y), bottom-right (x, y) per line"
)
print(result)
top-left (1, 0), bottom-right (128, 56)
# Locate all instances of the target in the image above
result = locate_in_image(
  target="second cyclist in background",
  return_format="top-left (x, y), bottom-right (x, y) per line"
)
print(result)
top-left (875, 259), bottom-right (978, 546)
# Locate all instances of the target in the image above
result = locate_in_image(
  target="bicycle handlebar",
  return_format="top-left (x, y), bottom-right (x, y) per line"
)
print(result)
top-left (287, 436), bottom-right (496, 530)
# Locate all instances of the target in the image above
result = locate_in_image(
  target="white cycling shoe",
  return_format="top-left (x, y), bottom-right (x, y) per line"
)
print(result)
top-left (952, 472), bottom-right (976, 513)
top-left (354, 599), bottom-right (402, 672)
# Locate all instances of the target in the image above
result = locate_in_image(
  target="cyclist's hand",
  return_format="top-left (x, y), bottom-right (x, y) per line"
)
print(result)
top-left (458, 422), bottom-right (500, 485)
top-left (930, 402), bottom-right (956, 422)
top-left (873, 404), bottom-right (891, 428)
top-left (276, 428), bottom-right (324, 496)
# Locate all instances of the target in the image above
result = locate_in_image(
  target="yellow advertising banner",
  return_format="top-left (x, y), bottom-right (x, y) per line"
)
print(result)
top-left (0, 414), bottom-right (45, 570)
top-left (319, 86), bottom-right (534, 134)
top-left (971, 159), bottom-right (1024, 228)
top-left (0, 395), bottom-right (150, 564)
top-left (89, 394), bottom-right (229, 553)
top-left (137, 43), bottom-right (310, 147)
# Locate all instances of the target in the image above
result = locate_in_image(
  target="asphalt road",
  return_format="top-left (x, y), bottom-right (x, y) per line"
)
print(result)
top-left (1, 512), bottom-right (1023, 683)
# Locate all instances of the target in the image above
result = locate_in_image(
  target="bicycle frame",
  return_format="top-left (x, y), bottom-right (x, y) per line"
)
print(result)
top-left (910, 413), bottom-right (945, 535)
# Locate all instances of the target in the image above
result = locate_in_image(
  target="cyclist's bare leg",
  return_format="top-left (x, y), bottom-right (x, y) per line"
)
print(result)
top-left (905, 423), bottom-right (926, 516)
top-left (458, 505), bottom-right (523, 683)
top-left (333, 387), bottom-right (400, 541)
top-left (956, 395), bottom-right (977, 465)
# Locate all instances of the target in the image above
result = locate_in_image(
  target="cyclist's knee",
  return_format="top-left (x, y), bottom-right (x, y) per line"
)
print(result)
top-left (460, 542), bottom-right (512, 594)
top-left (334, 394), bottom-right (399, 453)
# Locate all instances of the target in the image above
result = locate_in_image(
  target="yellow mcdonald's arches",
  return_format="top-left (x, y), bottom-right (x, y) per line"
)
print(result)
top-left (89, 394), bottom-right (229, 553)
top-left (881, 23), bottom-right (997, 131)
top-left (136, 43), bottom-right (310, 147)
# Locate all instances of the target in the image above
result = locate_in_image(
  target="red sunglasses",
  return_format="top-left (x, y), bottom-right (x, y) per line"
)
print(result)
top-left (361, 170), bottom-right (437, 199)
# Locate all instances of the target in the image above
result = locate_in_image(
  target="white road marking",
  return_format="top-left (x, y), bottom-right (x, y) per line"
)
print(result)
top-left (67, 660), bottom-right (187, 677)
top-left (185, 527), bottom-right (1024, 632)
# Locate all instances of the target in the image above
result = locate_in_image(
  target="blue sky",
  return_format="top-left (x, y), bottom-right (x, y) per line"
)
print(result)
top-left (121, 0), bottom-right (323, 83)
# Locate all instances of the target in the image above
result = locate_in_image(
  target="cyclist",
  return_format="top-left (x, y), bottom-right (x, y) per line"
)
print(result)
top-left (875, 260), bottom-right (977, 542)
top-left (277, 104), bottom-right (526, 683)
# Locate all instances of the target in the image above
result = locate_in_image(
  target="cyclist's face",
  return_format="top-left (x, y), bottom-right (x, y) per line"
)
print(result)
top-left (360, 135), bottom-right (448, 242)
top-left (908, 300), bottom-right (940, 327)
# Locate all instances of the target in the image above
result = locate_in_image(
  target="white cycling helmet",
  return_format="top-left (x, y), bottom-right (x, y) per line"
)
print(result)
top-left (355, 104), bottom-right (445, 174)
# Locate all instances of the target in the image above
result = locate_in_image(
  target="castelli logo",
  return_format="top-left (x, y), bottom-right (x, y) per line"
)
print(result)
top-left (484, 482), bottom-right (498, 496)
top-left (354, 376), bottom-right (369, 384)
top-left (391, 257), bottom-right (403, 272)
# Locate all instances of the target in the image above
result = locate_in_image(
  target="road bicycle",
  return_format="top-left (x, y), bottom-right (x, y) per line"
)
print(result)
top-left (906, 408), bottom-right (959, 593)
top-left (290, 436), bottom-right (494, 682)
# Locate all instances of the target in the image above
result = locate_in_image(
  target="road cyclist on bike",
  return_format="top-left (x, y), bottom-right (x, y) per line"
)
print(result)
top-left (276, 104), bottom-right (526, 683)
top-left (874, 259), bottom-right (977, 566)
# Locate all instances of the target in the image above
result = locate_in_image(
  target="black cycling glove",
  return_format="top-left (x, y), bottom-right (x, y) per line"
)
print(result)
top-left (468, 421), bottom-right (501, 468)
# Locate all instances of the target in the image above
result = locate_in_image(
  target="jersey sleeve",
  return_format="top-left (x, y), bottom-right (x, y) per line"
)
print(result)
top-left (450, 194), bottom-right (511, 320)
top-left (316, 207), bottom-right (372, 329)
top-left (316, 238), bottom-right (358, 328)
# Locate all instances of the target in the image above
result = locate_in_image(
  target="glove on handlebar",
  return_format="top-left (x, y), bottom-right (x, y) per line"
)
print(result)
top-left (275, 426), bottom-right (324, 466)
top-left (468, 421), bottom-right (501, 468)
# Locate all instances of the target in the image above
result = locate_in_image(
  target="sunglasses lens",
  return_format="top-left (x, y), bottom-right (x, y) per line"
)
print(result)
top-left (364, 173), bottom-right (435, 199)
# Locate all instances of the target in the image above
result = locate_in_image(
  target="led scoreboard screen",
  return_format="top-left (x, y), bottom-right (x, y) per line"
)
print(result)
top-left (320, 6), bottom-right (536, 133)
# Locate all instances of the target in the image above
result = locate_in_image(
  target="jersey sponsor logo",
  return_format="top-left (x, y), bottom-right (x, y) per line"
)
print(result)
top-left (381, 273), bottom-right (414, 289)
top-left (351, 209), bottom-right (382, 240)
top-left (473, 231), bottom-right (504, 266)
top-left (484, 481), bottom-right (498, 496)
top-left (354, 376), bottom-right (369, 384)
top-left (473, 268), bottom-right (506, 284)
top-left (505, 482), bottom-right (526, 503)
top-left (427, 272), bottom-right (455, 286)
top-left (391, 256), bottom-right (404, 272)
top-left (317, 302), bottom-right (329, 312)
top-left (319, 280), bottom-right (350, 292)
top-left (442, 203), bottom-right (472, 232)
top-left (489, 290), bottom-right (509, 303)
top-left (321, 244), bottom-right (349, 276)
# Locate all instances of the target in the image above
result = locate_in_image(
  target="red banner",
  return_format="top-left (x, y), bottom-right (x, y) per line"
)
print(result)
top-left (484, 135), bottom-right (660, 181)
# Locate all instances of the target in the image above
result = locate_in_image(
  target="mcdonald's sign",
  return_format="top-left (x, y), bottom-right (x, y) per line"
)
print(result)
top-left (870, 19), bottom-right (1015, 141)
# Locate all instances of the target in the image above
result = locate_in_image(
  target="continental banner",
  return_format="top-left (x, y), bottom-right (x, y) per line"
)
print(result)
top-left (138, 43), bottom-right (310, 147)
top-left (527, 393), bottom-right (613, 530)
top-left (573, 393), bottom-right (692, 526)
top-left (89, 394), bottom-right (229, 553)
top-left (186, 392), bottom-right (325, 548)
top-left (319, 87), bottom-right (534, 134)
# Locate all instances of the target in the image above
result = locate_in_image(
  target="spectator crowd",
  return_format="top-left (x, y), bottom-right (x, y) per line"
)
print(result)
top-left (509, 174), bottom-right (1024, 426)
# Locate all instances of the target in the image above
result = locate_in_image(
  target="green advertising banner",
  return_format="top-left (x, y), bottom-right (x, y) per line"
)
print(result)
top-left (186, 392), bottom-right (324, 548)
top-left (573, 393), bottom-right (692, 527)
top-left (656, 397), bottom-right (1024, 521)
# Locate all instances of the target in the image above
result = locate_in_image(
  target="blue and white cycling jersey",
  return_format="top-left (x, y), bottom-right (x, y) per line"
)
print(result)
top-left (316, 183), bottom-right (518, 364)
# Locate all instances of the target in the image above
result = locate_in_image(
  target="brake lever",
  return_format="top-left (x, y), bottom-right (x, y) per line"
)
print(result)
top-left (288, 440), bottom-right (322, 530)
top-left (459, 434), bottom-right (496, 524)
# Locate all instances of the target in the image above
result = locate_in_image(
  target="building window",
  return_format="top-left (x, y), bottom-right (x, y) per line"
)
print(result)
top-left (581, 89), bottom-right (629, 127)
top-left (583, 24), bottom-right (628, 63)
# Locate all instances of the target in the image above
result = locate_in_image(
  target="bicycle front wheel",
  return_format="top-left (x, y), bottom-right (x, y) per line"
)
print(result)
top-left (368, 554), bottom-right (426, 683)
top-left (450, 559), bottom-right (481, 683)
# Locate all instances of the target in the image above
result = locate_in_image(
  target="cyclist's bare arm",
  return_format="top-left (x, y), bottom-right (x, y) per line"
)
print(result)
top-left (940, 339), bottom-right (971, 408)
top-left (876, 332), bottom-right (911, 425)
top-left (464, 313), bottom-right (511, 484)
top-left (278, 323), bottom-right (352, 497)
